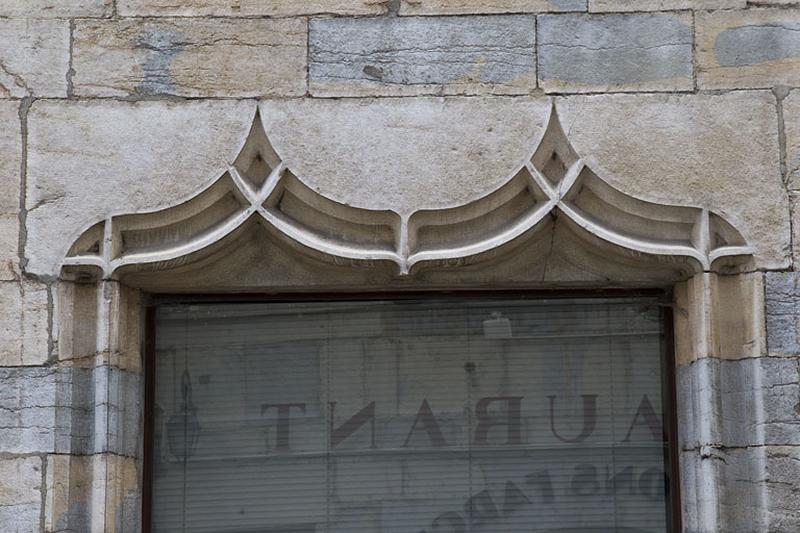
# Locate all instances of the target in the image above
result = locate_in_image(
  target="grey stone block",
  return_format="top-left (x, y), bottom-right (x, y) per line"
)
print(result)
top-left (309, 15), bottom-right (537, 96)
top-left (538, 13), bottom-right (693, 93)
top-left (677, 357), bottom-right (800, 450)
top-left (766, 272), bottom-right (800, 355)
top-left (0, 367), bottom-right (58, 453)
top-left (0, 365), bottom-right (141, 455)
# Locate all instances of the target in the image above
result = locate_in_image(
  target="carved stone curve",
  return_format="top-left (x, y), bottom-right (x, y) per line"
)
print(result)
top-left (61, 104), bottom-right (753, 278)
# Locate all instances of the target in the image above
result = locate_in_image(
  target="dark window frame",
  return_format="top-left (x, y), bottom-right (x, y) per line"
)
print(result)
top-left (142, 288), bottom-right (681, 533)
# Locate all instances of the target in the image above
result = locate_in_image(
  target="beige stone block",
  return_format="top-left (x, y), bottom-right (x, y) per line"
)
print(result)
top-left (794, 193), bottom-right (800, 269)
top-left (0, 457), bottom-right (42, 532)
top-left (712, 272), bottom-right (766, 358)
top-left (559, 91), bottom-right (788, 270)
top-left (0, 281), bottom-right (49, 366)
top-left (119, 0), bottom-right (386, 16)
top-left (73, 18), bottom-right (306, 98)
top-left (399, 0), bottom-right (586, 15)
top-left (56, 281), bottom-right (142, 372)
top-left (45, 454), bottom-right (91, 533)
top-left (0, 19), bottom-right (69, 98)
top-left (589, 0), bottom-right (744, 11)
top-left (785, 90), bottom-right (800, 190)
top-left (697, 8), bottom-right (800, 90)
top-left (0, 101), bottom-right (20, 214)
top-left (92, 454), bottom-right (140, 533)
top-left (0, 215), bottom-right (18, 281)
top-left (674, 272), bottom-right (766, 365)
top-left (57, 281), bottom-right (98, 362)
top-left (0, 0), bottom-right (112, 17)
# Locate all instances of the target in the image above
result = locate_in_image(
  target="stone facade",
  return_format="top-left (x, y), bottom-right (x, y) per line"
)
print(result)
top-left (0, 2), bottom-right (799, 533)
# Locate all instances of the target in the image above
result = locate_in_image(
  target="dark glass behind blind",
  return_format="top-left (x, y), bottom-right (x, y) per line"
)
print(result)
top-left (150, 297), bottom-right (674, 533)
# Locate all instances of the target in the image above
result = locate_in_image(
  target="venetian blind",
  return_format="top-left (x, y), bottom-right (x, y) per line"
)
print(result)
top-left (151, 297), bottom-right (673, 533)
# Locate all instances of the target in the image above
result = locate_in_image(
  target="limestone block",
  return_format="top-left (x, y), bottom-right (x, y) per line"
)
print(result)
top-left (766, 272), bottom-right (800, 355)
top-left (0, 457), bottom-right (42, 533)
top-left (0, 101), bottom-right (20, 214)
top-left (717, 447), bottom-right (772, 531)
top-left (589, 0), bottom-right (744, 11)
top-left (0, 19), bottom-right (69, 98)
top-left (675, 273), bottom-right (766, 364)
top-left (785, 90), bottom-right (800, 190)
top-left (72, 18), bottom-right (306, 98)
top-left (0, 0), bottom-right (111, 17)
top-left (27, 94), bottom-right (786, 277)
top-left (763, 446), bottom-right (800, 531)
top-left (0, 102), bottom-right (20, 280)
top-left (57, 281), bottom-right (142, 372)
top-left (697, 8), bottom-right (800, 90)
top-left (558, 92), bottom-right (787, 270)
top-left (0, 281), bottom-right (49, 366)
top-left (538, 13), bottom-right (693, 93)
top-left (678, 357), bottom-right (800, 450)
top-left (794, 193), bottom-right (800, 269)
top-left (399, 0), bottom-right (586, 15)
top-left (119, 0), bottom-right (387, 16)
top-left (309, 16), bottom-right (537, 96)
top-left (26, 99), bottom-right (256, 277)
top-left (45, 453), bottom-right (139, 533)
top-left (0, 215), bottom-right (18, 281)
top-left (0, 367), bottom-right (57, 453)
top-left (92, 366), bottom-right (142, 457)
top-left (92, 454), bottom-right (140, 533)
top-left (45, 455), bottom-right (91, 533)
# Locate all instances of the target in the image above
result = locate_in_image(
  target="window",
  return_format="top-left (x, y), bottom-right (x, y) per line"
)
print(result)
top-left (145, 293), bottom-right (678, 533)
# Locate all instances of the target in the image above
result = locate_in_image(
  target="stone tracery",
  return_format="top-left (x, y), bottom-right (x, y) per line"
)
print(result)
top-left (61, 104), bottom-right (752, 278)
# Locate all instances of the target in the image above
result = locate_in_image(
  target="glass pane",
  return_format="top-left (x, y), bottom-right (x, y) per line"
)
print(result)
top-left (151, 297), bottom-right (673, 533)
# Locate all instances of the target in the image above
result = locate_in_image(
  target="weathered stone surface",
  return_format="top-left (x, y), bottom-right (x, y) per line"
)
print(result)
top-left (45, 455), bottom-right (90, 533)
top-left (119, 0), bottom-right (386, 16)
top-left (0, 457), bottom-right (42, 533)
top-left (794, 193), bottom-right (800, 270)
top-left (678, 357), bottom-right (800, 450)
top-left (0, 367), bottom-right (58, 453)
top-left (766, 272), bottom-right (800, 355)
top-left (0, 102), bottom-right (20, 280)
top-left (0, 364), bottom-right (140, 455)
top-left (0, 102), bottom-right (19, 213)
top-left (309, 16), bottom-right (537, 96)
top-left (0, 215), bottom-right (18, 281)
top-left (0, 19), bottom-right (69, 98)
top-left (0, 281), bottom-right (49, 366)
top-left (785, 90), bottom-right (800, 190)
top-left (0, 0), bottom-right (111, 17)
top-left (26, 94), bottom-right (787, 276)
top-left (399, 0), bottom-right (586, 15)
top-left (26, 100), bottom-right (257, 277)
top-left (763, 446), bottom-right (800, 531)
top-left (675, 273), bottom-right (766, 365)
top-left (559, 91), bottom-right (788, 270)
top-left (697, 8), bottom-right (800, 90)
top-left (589, 0), bottom-right (744, 11)
top-left (538, 13), bottom-right (693, 93)
top-left (73, 18), bottom-right (306, 98)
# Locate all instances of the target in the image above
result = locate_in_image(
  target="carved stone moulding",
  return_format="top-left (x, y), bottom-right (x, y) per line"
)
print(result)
top-left (60, 104), bottom-right (752, 284)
